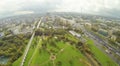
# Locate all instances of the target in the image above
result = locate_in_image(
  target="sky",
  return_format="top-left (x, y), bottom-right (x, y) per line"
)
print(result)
top-left (0, 0), bottom-right (120, 18)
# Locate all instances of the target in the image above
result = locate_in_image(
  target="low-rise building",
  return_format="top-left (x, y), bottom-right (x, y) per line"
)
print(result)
top-left (69, 30), bottom-right (81, 38)
top-left (111, 35), bottom-right (117, 41)
top-left (0, 32), bottom-right (4, 37)
top-left (84, 23), bottom-right (92, 29)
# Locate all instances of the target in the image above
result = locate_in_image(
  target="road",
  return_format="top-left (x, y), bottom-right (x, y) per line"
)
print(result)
top-left (37, 17), bottom-right (43, 29)
top-left (86, 28), bottom-right (120, 53)
top-left (79, 24), bottom-right (120, 65)
top-left (54, 16), bottom-right (120, 65)
top-left (20, 17), bottom-right (43, 66)
top-left (57, 16), bottom-right (120, 65)
top-left (28, 37), bottom-right (41, 66)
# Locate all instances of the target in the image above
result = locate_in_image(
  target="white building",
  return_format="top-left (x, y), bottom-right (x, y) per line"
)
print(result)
top-left (69, 30), bottom-right (81, 38)
top-left (111, 35), bottom-right (117, 41)
top-left (84, 23), bottom-right (92, 29)
top-left (0, 32), bottom-right (4, 37)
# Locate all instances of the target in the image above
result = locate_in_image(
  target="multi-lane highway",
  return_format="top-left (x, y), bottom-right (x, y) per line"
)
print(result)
top-left (79, 24), bottom-right (120, 65)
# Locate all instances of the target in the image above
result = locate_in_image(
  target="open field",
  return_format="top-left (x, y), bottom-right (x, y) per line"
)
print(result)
top-left (12, 30), bottom-right (118, 66)
top-left (29, 37), bottom-right (90, 66)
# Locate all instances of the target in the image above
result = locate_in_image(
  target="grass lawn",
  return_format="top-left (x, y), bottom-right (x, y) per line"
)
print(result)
top-left (65, 33), bottom-right (79, 43)
top-left (85, 37), bottom-right (118, 66)
top-left (12, 32), bottom-right (118, 66)
top-left (30, 49), bottom-right (50, 66)
top-left (55, 43), bottom-right (89, 66)
top-left (12, 56), bottom-right (22, 66)
top-left (23, 47), bottom-right (36, 66)
top-left (29, 37), bottom-right (89, 66)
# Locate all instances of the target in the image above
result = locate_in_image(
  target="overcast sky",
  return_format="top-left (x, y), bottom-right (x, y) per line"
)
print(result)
top-left (0, 0), bottom-right (120, 18)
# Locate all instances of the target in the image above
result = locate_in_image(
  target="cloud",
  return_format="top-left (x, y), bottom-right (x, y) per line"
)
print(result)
top-left (0, 0), bottom-right (120, 18)
top-left (0, 0), bottom-right (62, 18)
top-left (20, 0), bottom-right (62, 12)
top-left (55, 0), bottom-right (120, 14)
top-left (14, 11), bottom-right (34, 15)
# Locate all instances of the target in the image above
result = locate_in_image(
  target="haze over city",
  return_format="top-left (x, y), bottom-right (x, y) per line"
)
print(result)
top-left (1, 0), bottom-right (120, 18)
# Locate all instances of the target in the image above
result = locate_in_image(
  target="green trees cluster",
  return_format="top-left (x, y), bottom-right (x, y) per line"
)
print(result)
top-left (0, 34), bottom-right (31, 65)
top-left (35, 28), bottom-right (67, 37)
